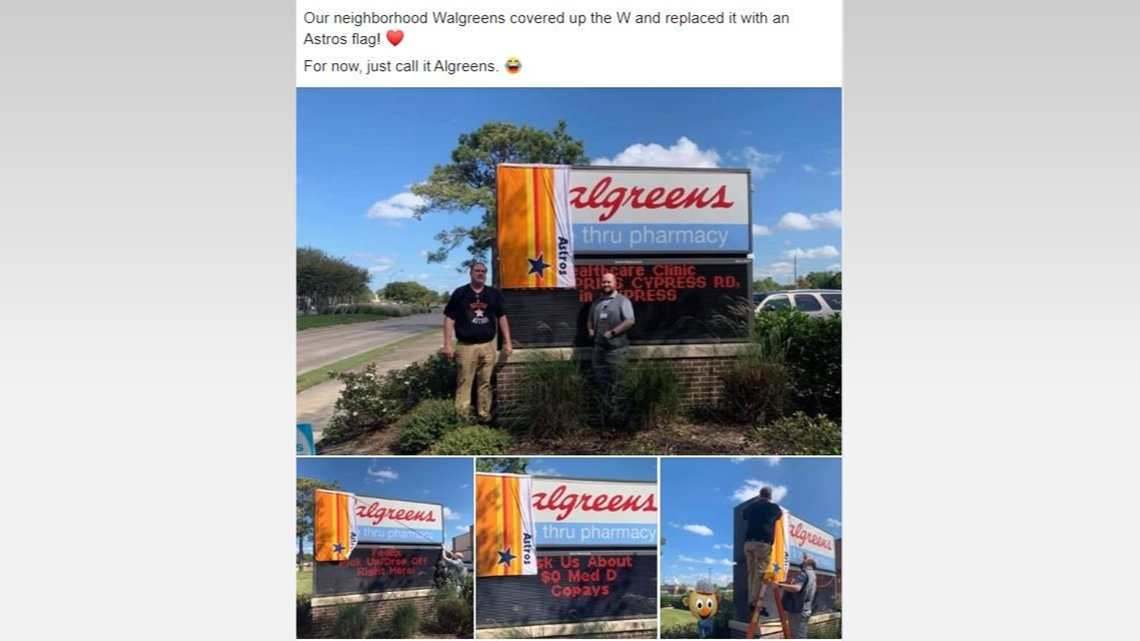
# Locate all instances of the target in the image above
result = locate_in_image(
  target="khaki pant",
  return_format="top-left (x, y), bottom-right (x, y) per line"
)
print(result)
top-left (744, 540), bottom-right (773, 608)
top-left (455, 341), bottom-right (497, 422)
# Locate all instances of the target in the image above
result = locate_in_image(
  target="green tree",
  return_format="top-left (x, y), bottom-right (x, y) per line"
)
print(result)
top-left (297, 247), bottom-right (371, 311)
top-left (297, 477), bottom-right (342, 561)
top-left (412, 121), bottom-right (590, 268)
top-left (476, 458), bottom-right (530, 474)
top-left (753, 277), bottom-right (782, 293)
top-left (796, 271), bottom-right (841, 290)
top-left (381, 280), bottom-right (436, 304)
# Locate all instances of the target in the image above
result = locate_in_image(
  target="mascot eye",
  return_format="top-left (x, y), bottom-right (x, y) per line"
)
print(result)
top-left (695, 599), bottom-right (704, 609)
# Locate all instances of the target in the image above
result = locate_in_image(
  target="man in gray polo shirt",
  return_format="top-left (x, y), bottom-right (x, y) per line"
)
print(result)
top-left (778, 555), bottom-right (818, 638)
top-left (587, 272), bottom-right (635, 421)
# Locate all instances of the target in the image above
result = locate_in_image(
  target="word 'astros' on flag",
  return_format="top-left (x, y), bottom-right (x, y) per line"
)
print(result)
top-left (314, 489), bottom-right (359, 562)
top-left (765, 507), bottom-right (792, 583)
top-left (476, 473), bottom-right (537, 577)
top-left (496, 164), bottom-right (575, 289)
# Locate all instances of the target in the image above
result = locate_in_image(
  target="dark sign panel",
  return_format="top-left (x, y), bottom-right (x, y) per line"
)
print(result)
top-left (314, 545), bottom-right (441, 597)
top-left (503, 259), bottom-right (752, 347)
top-left (476, 550), bottom-right (657, 628)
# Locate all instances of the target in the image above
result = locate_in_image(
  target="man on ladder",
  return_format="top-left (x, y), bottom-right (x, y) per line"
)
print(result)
top-left (741, 486), bottom-right (784, 638)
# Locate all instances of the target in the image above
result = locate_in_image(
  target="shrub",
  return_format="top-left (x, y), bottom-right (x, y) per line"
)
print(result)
top-left (325, 356), bottom-right (457, 441)
top-left (671, 595), bottom-right (689, 610)
top-left (435, 596), bottom-right (472, 636)
top-left (504, 354), bottom-right (588, 438)
top-left (660, 622), bottom-right (699, 638)
top-left (756, 412), bottom-right (842, 455)
top-left (808, 617), bottom-right (842, 639)
top-left (385, 603), bottom-right (422, 639)
top-left (619, 360), bottom-right (685, 430)
top-left (432, 426), bottom-right (514, 455)
top-left (327, 602), bottom-right (370, 639)
top-left (753, 309), bottom-right (841, 421)
top-left (394, 399), bottom-right (471, 454)
top-left (296, 593), bottom-right (312, 638)
top-left (719, 351), bottom-right (791, 425)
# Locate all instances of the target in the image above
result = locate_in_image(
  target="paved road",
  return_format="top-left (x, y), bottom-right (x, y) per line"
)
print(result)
top-left (297, 312), bottom-right (439, 374)
top-left (297, 332), bottom-right (443, 443)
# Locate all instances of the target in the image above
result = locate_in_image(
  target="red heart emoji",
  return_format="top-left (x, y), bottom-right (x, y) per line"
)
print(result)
top-left (387, 30), bottom-right (404, 46)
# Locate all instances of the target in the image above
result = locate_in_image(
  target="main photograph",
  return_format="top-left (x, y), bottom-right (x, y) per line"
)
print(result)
top-left (297, 88), bottom-right (841, 456)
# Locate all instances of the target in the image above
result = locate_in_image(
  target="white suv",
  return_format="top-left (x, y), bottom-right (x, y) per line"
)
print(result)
top-left (755, 290), bottom-right (841, 318)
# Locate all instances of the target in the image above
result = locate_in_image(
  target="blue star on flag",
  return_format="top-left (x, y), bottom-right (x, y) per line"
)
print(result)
top-left (497, 547), bottom-right (517, 566)
top-left (332, 542), bottom-right (346, 555)
top-left (526, 254), bottom-right (551, 277)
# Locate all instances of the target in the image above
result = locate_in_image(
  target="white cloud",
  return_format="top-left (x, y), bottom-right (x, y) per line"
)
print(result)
top-left (678, 555), bottom-right (700, 563)
top-left (825, 264), bottom-right (842, 272)
top-left (755, 262), bottom-right (795, 279)
top-left (417, 273), bottom-right (430, 281)
top-left (460, 484), bottom-right (469, 489)
top-left (731, 457), bottom-right (782, 466)
top-left (443, 507), bottom-right (462, 521)
top-left (712, 544), bottom-right (733, 550)
top-left (352, 253), bottom-right (395, 274)
top-left (731, 479), bottom-right (789, 504)
top-left (684, 524), bottom-right (714, 537)
top-left (767, 457), bottom-right (782, 467)
top-left (782, 245), bottom-right (841, 260)
top-left (827, 518), bottom-right (842, 528)
top-left (830, 168), bottom-right (842, 176)
top-left (419, 250), bottom-right (430, 258)
top-left (454, 525), bottom-right (469, 532)
top-left (777, 209), bottom-right (842, 231)
top-left (730, 457), bottom-right (748, 464)
top-left (802, 164), bottom-right (818, 173)
top-left (529, 467), bottom-right (561, 477)
top-left (752, 224), bottom-right (771, 236)
top-left (736, 147), bottom-right (783, 179)
top-left (681, 555), bottom-right (732, 566)
top-left (366, 465), bottom-right (399, 483)
top-left (593, 136), bottom-right (720, 168)
top-left (668, 521), bottom-right (681, 529)
top-left (366, 192), bottom-right (425, 219)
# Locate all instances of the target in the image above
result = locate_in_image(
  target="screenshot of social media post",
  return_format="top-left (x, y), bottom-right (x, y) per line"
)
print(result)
top-left (296, 2), bottom-right (841, 639)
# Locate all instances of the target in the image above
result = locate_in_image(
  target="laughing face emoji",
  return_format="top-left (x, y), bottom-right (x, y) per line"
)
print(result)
top-left (505, 58), bottom-right (522, 74)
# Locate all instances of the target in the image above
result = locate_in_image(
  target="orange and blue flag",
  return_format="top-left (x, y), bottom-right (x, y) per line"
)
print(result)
top-left (476, 474), bottom-right (537, 577)
top-left (497, 164), bottom-right (575, 289)
top-left (314, 489), bottom-right (358, 562)
top-left (765, 508), bottom-right (792, 583)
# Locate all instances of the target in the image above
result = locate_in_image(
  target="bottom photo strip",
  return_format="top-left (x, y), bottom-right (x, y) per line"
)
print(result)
top-left (296, 457), bottom-right (841, 639)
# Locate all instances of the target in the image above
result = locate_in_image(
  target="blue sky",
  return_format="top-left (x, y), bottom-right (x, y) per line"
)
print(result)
top-left (298, 88), bottom-right (841, 292)
top-left (660, 457), bottom-right (841, 589)
top-left (297, 457), bottom-right (475, 551)
top-left (522, 457), bottom-right (656, 481)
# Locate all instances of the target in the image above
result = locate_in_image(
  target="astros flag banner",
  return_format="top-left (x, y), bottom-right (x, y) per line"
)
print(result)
top-left (314, 489), bottom-right (359, 562)
top-left (476, 474), bottom-right (537, 577)
top-left (764, 507), bottom-right (792, 583)
top-left (497, 164), bottom-right (575, 289)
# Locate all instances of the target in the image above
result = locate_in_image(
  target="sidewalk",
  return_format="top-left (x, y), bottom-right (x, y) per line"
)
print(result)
top-left (297, 331), bottom-right (442, 443)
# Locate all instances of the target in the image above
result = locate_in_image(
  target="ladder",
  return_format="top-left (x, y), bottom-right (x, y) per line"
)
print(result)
top-left (744, 579), bottom-right (792, 639)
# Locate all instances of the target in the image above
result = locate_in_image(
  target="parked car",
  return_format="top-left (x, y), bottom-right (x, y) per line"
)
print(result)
top-left (755, 290), bottom-right (841, 318)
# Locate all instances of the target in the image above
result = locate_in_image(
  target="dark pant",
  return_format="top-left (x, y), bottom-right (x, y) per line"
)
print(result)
top-left (591, 345), bottom-right (628, 418)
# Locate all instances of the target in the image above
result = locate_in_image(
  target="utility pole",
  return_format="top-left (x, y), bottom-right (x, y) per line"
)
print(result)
top-left (793, 255), bottom-right (798, 287)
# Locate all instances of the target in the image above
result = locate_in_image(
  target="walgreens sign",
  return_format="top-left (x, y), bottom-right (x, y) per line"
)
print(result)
top-left (531, 477), bottom-right (658, 546)
top-left (569, 167), bottom-right (752, 254)
top-left (786, 514), bottom-right (836, 572)
top-left (352, 495), bottom-right (444, 545)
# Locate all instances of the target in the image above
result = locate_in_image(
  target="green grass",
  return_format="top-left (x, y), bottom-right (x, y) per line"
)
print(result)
top-left (661, 607), bottom-right (695, 627)
top-left (296, 329), bottom-right (437, 393)
top-left (297, 570), bottom-right (312, 595)
top-left (298, 314), bottom-right (392, 331)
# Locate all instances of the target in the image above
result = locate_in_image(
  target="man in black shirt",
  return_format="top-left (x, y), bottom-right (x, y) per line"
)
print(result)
top-left (443, 262), bottom-right (513, 423)
top-left (741, 486), bottom-right (784, 611)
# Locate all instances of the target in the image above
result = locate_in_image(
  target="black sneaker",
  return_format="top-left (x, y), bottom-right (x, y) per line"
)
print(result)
top-left (760, 608), bottom-right (770, 617)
